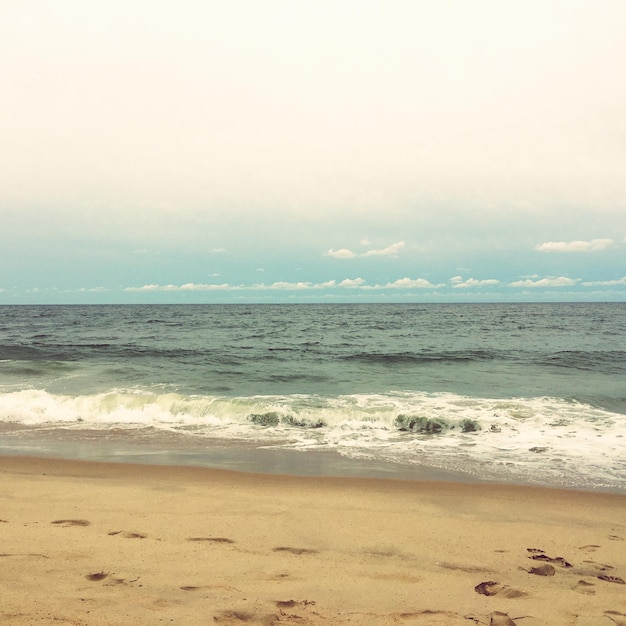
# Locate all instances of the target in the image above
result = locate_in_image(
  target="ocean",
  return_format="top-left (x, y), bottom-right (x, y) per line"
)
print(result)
top-left (0, 303), bottom-right (624, 492)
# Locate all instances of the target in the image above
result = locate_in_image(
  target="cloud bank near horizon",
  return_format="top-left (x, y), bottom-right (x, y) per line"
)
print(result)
top-left (535, 239), bottom-right (616, 253)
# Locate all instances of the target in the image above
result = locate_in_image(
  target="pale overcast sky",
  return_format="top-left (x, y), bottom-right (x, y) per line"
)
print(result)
top-left (1, 0), bottom-right (625, 303)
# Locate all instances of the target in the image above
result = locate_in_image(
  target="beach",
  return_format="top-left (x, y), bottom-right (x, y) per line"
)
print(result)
top-left (1, 306), bottom-right (625, 623)
top-left (1, 455), bottom-right (625, 625)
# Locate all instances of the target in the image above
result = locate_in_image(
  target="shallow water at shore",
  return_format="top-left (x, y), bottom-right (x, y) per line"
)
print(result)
top-left (0, 423), bottom-right (480, 485)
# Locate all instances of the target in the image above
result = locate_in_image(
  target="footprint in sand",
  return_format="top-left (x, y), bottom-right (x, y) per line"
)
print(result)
top-left (598, 575), bottom-right (625, 585)
top-left (528, 554), bottom-right (572, 568)
top-left (489, 612), bottom-right (519, 626)
top-left (186, 537), bottom-right (235, 544)
top-left (582, 559), bottom-right (614, 572)
top-left (275, 599), bottom-right (316, 609)
top-left (474, 581), bottom-right (526, 598)
top-left (108, 531), bottom-right (146, 539)
top-left (213, 609), bottom-right (269, 624)
top-left (86, 571), bottom-right (139, 585)
top-left (382, 609), bottom-right (468, 624)
top-left (578, 544), bottom-right (601, 552)
top-left (605, 611), bottom-right (626, 626)
top-left (272, 546), bottom-right (318, 555)
top-left (526, 547), bottom-right (572, 565)
top-left (51, 519), bottom-right (90, 527)
top-left (274, 598), bottom-right (318, 622)
top-left (525, 563), bottom-right (555, 576)
top-left (571, 579), bottom-right (596, 595)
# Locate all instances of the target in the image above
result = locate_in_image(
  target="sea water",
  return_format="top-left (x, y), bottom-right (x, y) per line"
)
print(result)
top-left (0, 303), bottom-right (624, 491)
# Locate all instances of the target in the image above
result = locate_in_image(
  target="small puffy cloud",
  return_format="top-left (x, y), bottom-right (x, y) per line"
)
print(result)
top-left (326, 241), bottom-right (405, 259)
top-left (535, 239), bottom-right (615, 252)
top-left (266, 281), bottom-right (313, 290)
top-left (338, 277), bottom-right (366, 288)
top-left (450, 277), bottom-right (500, 288)
top-left (383, 277), bottom-right (442, 289)
top-left (362, 241), bottom-right (405, 257)
top-left (181, 282), bottom-right (230, 291)
top-left (125, 284), bottom-right (161, 291)
top-left (211, 247), bottom-right (227, 254)
top-left (326, 248), bottom-right (358, 259)
top-left (509, 276), bottom-right (579, 288)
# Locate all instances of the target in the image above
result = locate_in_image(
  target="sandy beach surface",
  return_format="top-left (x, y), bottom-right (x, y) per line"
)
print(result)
top-left (1, 455), bottom-right (625, 625)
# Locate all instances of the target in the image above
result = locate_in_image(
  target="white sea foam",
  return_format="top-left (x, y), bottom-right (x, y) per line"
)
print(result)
top-left (0, 389), bottom-right (624, 490)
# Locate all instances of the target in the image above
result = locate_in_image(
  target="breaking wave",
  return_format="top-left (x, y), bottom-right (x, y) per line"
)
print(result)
top-left (1, 388), bottom-right (624, 491)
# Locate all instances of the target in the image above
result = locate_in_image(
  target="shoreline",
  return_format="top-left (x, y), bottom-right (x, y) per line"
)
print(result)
top-left (2, 454), bottom-right (626, 625)
top-left (0, 429), bottom-right (490, 485)
top-left (1, 425), bottom-right (625, 494)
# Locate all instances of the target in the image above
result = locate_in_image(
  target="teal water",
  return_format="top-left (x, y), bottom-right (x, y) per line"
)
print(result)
top-left (1, 303), bottom-right (625, 490)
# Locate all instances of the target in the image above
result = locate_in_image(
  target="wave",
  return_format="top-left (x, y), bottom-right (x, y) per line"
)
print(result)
top-left (341, 349), bottom-right (500, 365)
top-left (1, 388), bottom-right (624, 490)
top-left (0, 388), bottom-right (620, 438)
top-left (536, 350), bottom-right (626, 374)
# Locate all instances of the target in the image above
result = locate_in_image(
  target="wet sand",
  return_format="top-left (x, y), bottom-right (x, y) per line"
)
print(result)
top-left (1, 455), bottom-right (625, 625)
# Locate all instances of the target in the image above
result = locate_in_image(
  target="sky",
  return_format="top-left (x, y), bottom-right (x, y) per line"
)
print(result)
top-left (1, 0), bottom-right (625, 304)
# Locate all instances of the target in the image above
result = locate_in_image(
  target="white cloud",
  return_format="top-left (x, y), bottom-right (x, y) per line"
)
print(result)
top-left (362, 241), bottom-right (406, 257)
top-left (451, 277), bottom-right (500, 288)
top-left (535, 239), bottom-right (615, 252)
top-left (338, 278), bottom-right (366, 288)
top-left (125, 283), bottom-right (232, 292)
top-left (265, 281), bottom-right (313, 290)
top-left (126, 284), bottom-right (160, 291)
top-left (31, 272), bottom-right (626, 300)
top-left (582, 277), bottom-right (626, 286)
top-left (123, 276), bottom-right (447, 293)
top-left (211, 248), bottom-right (227, 254)
top-left (326, 248), bottom-right (358, 259)
top-left (509, 276), bottom-right (579, 288)
top-left (326, 241), bottom-right (405, 259)
top-left (381, 278), bottom-right (442, 289)
top-left (126, 279), bottom-right (370, 292)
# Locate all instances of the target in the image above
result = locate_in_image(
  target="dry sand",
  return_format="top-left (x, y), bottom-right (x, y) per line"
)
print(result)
top-left (1, 455), bottom-right (625, 625)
